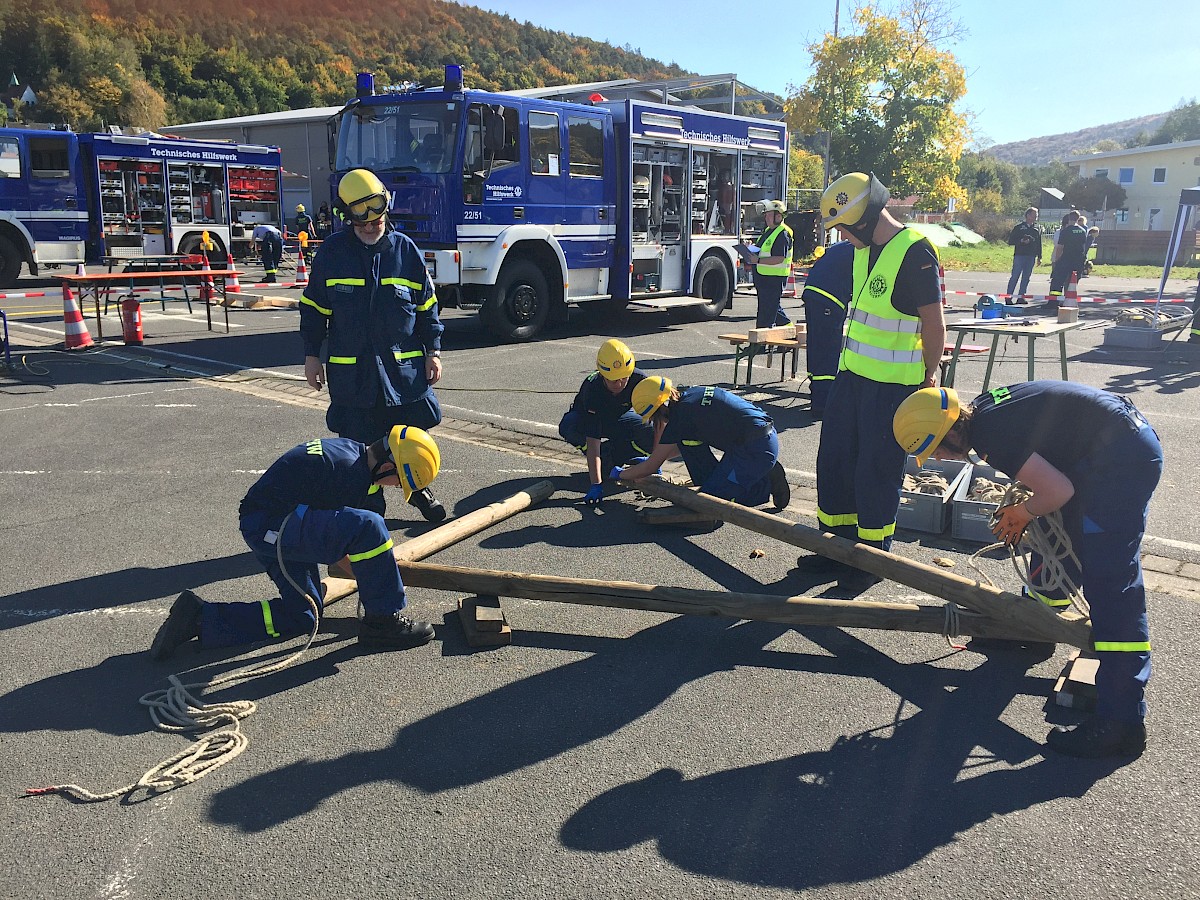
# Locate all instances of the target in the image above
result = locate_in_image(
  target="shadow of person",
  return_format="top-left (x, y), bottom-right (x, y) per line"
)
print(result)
top-left (206, 616), bottom-right (793, 832)
top-left (560, 644), bottom-right (1120, 890)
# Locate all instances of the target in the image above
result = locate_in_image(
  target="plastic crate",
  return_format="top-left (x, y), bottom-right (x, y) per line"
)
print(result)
top-left (896, 457), bottom-right (970, 534)
top-left (951, 463), bottom-right (1013, 543)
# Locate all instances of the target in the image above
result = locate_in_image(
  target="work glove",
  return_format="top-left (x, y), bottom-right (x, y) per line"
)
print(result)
top-left (583, 484), bottom-right (604, 506)
top-left (992, 503), bottom-right (1033, 547)
top-left (609, 465), bottom-right (627, 481)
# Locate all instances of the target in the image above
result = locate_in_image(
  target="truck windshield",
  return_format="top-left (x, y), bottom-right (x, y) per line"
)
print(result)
top-left (337, 101), bottom-right (460, 175)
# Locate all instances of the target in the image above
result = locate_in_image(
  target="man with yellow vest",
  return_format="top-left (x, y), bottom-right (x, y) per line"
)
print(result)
top-left (810, 172), bottom-right (946, 574)
top-left (748, 199), bottom-right (793, 328)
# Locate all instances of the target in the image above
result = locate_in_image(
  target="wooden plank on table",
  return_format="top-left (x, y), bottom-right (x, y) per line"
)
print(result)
top-left (748, 324), bottom-right (797, 342)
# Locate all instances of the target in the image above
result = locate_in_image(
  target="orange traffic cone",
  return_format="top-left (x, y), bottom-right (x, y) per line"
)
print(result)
top-left (938, 264), bottom-right (947, 307)
top-left (295, 248), bottom-right (308, 285)
top-left (783, 266), bottom-right (797, 298)
top-left (225, 251), bottom-right (241, 293)
top-left (200, 252), bottom-right (215, 293)
top-left (62, 282), bottom-right (94, 351)
top-left (1064, 270), bottom-right (1080, 308)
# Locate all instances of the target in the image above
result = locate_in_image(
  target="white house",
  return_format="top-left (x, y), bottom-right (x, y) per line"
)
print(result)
top-left (1067, 139), bottom-right (1200, 231)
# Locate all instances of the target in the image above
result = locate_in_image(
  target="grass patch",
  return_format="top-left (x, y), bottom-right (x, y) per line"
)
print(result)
top-left (936, 239), bottom-right (1198, 280)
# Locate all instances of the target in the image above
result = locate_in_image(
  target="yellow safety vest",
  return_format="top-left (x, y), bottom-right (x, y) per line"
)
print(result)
top-left (839, 228), bottom-right (927, 385)
top-left (756, 223), bottom-right (793, 277)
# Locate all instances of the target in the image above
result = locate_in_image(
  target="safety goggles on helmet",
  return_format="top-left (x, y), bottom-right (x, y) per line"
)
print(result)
top-left (344, 191), bottom-right (390, 224)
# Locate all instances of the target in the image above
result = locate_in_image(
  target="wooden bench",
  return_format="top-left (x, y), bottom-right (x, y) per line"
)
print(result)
top-left (719, 324), bottom-right (806, 386)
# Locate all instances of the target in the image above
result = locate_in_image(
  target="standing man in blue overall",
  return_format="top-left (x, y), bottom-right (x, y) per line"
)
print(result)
top-left (748, 199), bottom-right (794, 328)
top-left (894, 383), bottom-right (1163, 758)
top-left (301, 169), bottom-right (447, 523)
top-left (615, 376), bottom-right (790, 511)
top-left (149, 426), bottom-right (441, 659)
top-left (812, 172), bottom-right (946, 568)
top-left (559, 338), bottom-right (654, 506)
top-left (800, 240), bottom-right (853, 419)
top-left (252, 222), bottom-right (283, 284)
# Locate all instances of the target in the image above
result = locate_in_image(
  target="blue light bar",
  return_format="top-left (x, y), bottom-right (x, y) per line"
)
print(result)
top-left (356, 73), bottom-right (375, 98)
top-left (445, 65), bottom-right (463, 92)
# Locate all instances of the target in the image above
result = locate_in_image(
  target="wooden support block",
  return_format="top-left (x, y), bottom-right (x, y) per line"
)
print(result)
top-left (1053, 649), bottom-right (1099, 711)
top-left (748, 324), bottom-right (796, 343)
top-left (472, 594), bottom-right (507, 632)
top-left (637, 506), bottom-right (720, 527)
top-left (457, 595), bottom-right (512, 647)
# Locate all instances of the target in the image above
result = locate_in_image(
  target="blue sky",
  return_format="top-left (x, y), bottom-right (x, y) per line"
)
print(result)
top-left (464, 0), bottom-right (1199, 146)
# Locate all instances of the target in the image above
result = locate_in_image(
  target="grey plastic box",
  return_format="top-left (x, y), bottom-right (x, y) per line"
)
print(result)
top-left (951, 463), bottom-right (1013, 543)
top-left (897, 457), bottom-right (971, 534)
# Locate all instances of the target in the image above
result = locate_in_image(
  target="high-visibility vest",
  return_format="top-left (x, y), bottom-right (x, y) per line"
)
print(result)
top-left (839, 228), bottom-right (927, 385)
top-left (756, 223), bottom-right (793, 277)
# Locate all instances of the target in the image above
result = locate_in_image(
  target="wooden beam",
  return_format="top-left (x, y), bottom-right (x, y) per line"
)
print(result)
top-left (625, 478), bottom-right (1092, 649)
top-left (322, 479), bottom-right (556, 605)
top-left (396, 560), bottom-right (1060, 642)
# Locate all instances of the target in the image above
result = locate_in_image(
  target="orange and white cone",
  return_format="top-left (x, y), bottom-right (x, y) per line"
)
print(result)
top-left (225, 250), bottom-right (241, 293)
top-left (938, 264), bottom-right (948, 307)
top-left (62, 282), bottom-right (94, 351)
top-left (295, 248), bottom-right (308, 285)
top-left (1064, 270), bottom-right (1080, 308)
top-left (201, 252), bottom-right (215, 293)
top-left (783, 266), bottom-right (797, 298)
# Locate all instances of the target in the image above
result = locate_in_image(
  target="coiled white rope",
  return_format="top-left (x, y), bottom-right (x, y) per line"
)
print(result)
top-left (27, 512), bottom-right (321, 802)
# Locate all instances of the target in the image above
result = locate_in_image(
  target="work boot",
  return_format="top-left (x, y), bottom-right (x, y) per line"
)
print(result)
top-left (1046, 716), bottom-right (1147, 759)
top-left (408, 487), bottom-right (447, 523)
top-left (264, 274), bottom-right (277, 284)
top-left (768, 461), bottom-right (791, 511)
top-left (149, 590), bottom-right (203, 661)
top-left (358, 612), bottom-right (435, 651)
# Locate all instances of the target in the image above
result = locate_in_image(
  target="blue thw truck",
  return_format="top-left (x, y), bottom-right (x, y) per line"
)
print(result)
top-left (331, 67), bottom-right (788, 341)
top-left (0, 126), bottom-right (283, 287)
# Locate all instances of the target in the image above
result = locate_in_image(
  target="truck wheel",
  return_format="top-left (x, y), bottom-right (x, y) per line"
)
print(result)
top-left (691, 255), bottom-right (730, 320)
top-left (0, 235), bottom-right (23, 288)
top-left (487, 260), bottom-right (549, 342)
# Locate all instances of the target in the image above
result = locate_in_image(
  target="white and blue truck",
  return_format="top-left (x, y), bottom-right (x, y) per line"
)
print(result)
top-left (331, 67), bottom-right (789, 341)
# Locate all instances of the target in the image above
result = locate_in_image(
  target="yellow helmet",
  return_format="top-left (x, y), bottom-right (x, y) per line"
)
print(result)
top-left (338, 169), bottom-right (390, 223)
top-left (296, 203), bottom-right (306, 212)
top-left (387, 425), bottom-right (440, 500)
top-left (893, 387), bottom-right (961, 467)
top-left (631, 375), bottom-right (673, 422)
top-left (821, 172), bottom-right (889, 230)
top-left (596, 338), bottom-right (634, 381)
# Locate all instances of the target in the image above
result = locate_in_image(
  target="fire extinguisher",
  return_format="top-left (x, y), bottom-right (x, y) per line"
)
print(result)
top-left (120, 295), bottom-right (143, 345)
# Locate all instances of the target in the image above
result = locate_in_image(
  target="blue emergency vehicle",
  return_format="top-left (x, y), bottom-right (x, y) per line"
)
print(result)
top-left (331, 67), bottom-right (788, 341)
top-left (0, 126), bottom-right (283, 286)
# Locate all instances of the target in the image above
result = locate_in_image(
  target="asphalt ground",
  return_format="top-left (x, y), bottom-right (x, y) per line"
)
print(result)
top-left (2, 267), bottom-right (1200, 899)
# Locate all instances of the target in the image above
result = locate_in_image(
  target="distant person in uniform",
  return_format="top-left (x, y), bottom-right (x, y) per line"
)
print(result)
top-left (1005, 207), bottom-right (1042, 302)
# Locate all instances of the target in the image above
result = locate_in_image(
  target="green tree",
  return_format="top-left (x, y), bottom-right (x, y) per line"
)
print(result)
top-left (788, 144), bottom-right (825, 198)
top-left (785, 0), bottom-right (969, 197)
top-left (1148, 99), bottom-right (1200, 144)
top-left (1064, 176), bottom-right (1127, 212)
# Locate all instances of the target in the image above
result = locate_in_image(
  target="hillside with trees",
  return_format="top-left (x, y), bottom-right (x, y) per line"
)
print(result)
top-left (0, 0), bottom-right (692, 129)
top-left (983, 113), bottom-right (1169, 166)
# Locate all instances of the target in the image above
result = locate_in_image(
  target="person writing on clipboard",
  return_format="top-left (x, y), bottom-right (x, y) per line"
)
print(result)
top-left (737, 199), bottom-right (793, 329)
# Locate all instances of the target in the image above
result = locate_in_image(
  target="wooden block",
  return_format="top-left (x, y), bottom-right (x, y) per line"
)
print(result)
top-left (1053, 649), bottom-right (1099, 711)
top-left (472, 594), bottom-right (506, 632)
top-left (638, 506), bottom-right (720, 527)
top-left (457, 596), bottom-right (512, 647)
top-left (748, 324), bottom-right (796, 343)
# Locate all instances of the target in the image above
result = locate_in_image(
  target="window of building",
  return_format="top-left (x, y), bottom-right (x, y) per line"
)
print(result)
top-left (29, 136), bottom-right (70, 178)
top-left (567, 116), bottom-right (604, 178)
top-left (1152, 167), bottom-right (1167, 184)
top-left (1118, 167), bottom-right (1134, 185)
top-left (1094, 168), bottom-right (1109, 179)
top-left (0, 137), bottom-right (21, 178)
top-left (528, 111), bottom-right (561, 177)
top-left (1115, 209), bottom-right (1129, 223)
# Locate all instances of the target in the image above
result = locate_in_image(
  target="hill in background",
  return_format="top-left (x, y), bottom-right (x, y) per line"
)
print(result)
top-left (984, 113), bottom-right (1169, 165)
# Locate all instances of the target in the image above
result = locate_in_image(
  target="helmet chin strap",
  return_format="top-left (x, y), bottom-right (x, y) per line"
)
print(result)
top-left (370, 457), bottom-right (394, 483)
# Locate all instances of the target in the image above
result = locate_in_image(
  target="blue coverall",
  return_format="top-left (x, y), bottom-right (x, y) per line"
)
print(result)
top-left (660, 385), bottom-right (779, 506)
top-left (300, 227), bottom-right (444, 512)
top-left (968, 381), bottom-right (1162, 726)
top-left (800, 241), bottom-right (852, 415)
top-left (201, 438), bottom-right (406, 649)
top-left (559, 369), bottom-right (654, 466)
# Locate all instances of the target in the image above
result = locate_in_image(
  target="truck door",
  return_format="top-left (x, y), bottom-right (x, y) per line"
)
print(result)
top-left (563, 113), bottom-right (615, 281)
top-left (27, 133), bottom-right (85, 264)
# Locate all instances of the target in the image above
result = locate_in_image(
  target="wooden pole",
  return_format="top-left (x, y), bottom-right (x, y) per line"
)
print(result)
top-left (396, 561), bottom-right (1057, 642)
top-left (626, 478), bottom-right (1092, 649)
top-left (322, 479), bottom-right (556, 605)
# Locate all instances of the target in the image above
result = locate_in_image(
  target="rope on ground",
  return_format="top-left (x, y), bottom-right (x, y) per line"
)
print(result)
top-left (26, 512), bottom-right (320, 803)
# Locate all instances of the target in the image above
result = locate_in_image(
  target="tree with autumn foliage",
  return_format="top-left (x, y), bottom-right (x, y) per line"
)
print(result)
top-left (786, 0), bottom-right (970, 207)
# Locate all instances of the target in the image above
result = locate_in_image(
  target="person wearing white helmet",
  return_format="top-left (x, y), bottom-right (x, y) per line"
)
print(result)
top-left (742, 199), bottom-right (794, 328)
top-left (559, 338), bottom-right (654, 506)
top-left (808, 172), bottom-right (945, 578)
top-left (149, 426), bottom-right (442, 659)
top-left (301, 168), bottom-right (448, 524)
